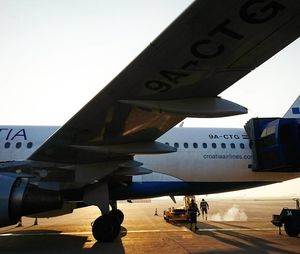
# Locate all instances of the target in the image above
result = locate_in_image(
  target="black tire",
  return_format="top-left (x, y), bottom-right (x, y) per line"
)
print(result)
top-left (110, 209), bottom-right (124, 224)
top-left (284, 220), bottom-right (300, 237)
top-left (92, 214), bottom-right (121, 242)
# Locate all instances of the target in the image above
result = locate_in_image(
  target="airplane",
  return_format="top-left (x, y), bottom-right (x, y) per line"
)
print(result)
top-left (1, 0), bottom-right (300, 242)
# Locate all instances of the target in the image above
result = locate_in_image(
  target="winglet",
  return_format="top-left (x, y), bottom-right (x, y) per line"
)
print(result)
top-left (283, 95), bottom-right (300, 118)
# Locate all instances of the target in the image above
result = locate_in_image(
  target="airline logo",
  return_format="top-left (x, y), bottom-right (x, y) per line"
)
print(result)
top-left (0, 128), bottom-right (27, 140)
top-left (292, 107), bottom-right (300, 115)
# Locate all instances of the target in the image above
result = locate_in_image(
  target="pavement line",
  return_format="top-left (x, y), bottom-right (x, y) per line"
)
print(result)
top-left (0, 228), bottom-right (277, 237)
top-left (0, 232), bottom-right (92, 237)
top-left (196, 228), bottom-right (276, 232)
top-left (0, 229), bottom-right (188, 237)
top-left (122, 229), bottom-right (190, 233)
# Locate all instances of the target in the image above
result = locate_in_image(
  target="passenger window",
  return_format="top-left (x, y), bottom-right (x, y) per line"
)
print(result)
top-left (221, 143), bottom-right (226, 149)
top-left (202, 143), bottom-right (207, 149)
top-left (4, 142), bottom-right (10, 149)
top-left (240, 143), bottom-right (245, 149)
top-left (27, 142), bottom-right (33, 148)
top-left (193, 143), bottom-right (198, 148)
top-left (16, 142), bottom-right (22, 149)
top-left (212, 143), bottom-right (217, 149)
top-left (174, 142), bottom-right (179, 148)
top-left (184, 143), bottom-right (188, 148)
top-left (230, 143), bottom-right (235, 149)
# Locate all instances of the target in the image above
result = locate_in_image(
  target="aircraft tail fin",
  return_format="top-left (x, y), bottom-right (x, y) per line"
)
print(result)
top-left (283, 95), bottom-right (300, 118)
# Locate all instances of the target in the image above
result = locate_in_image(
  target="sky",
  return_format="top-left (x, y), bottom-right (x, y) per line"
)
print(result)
top-left (0, 0), bottom-right (300, 198)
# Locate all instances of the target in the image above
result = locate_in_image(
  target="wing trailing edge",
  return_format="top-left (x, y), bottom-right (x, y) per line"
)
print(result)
top-left (71, 141), bottom-right (176, 155)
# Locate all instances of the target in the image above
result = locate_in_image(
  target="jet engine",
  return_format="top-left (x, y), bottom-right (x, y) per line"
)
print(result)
top-left (0, 174), bottom-right (63, 227)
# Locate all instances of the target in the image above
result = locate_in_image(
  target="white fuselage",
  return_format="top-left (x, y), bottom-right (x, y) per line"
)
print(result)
top-left (136, 128), bottom-right (300, 184)
top-left (1, 126), bottom-right (300, 191)
top-left (0, 126), bottom-right (58, 161)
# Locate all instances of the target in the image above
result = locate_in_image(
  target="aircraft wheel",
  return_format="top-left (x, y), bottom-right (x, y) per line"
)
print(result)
top-left (110, 209), bottom-right (124, 224)
top-left (284, 219), bottom-right (300, 237)
top-left (92, 213), bottom-right (120, 242)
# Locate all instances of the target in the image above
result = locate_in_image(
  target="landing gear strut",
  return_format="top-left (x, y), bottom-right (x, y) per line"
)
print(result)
top-left (92, 209), bottom-right (124, 242)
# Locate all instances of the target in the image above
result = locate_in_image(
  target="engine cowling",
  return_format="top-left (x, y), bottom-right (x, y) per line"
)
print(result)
top-left (0, 174), bottom-right (63, 227)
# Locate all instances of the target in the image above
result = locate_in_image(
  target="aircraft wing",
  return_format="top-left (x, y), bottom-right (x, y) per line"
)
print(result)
top-left (29, 0), bottom-right (300, 163)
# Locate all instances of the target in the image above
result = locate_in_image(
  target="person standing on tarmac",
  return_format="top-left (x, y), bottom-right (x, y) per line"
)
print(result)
top-left (296, 198), bottom-right (300, 209)
top-left (200, 198), bottom-right (209, 220)
top-left (188, 199), bottom-right (200, 231)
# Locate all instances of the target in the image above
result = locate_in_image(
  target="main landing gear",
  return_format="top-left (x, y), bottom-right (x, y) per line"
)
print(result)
top-left (83, 182), bottom-right (124, 242)
top-left (92, 209), bottom-right (124, 242)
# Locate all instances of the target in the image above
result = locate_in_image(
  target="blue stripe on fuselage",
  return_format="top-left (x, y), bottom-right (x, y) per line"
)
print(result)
top-left (109, 181), bottom-right (275, 200)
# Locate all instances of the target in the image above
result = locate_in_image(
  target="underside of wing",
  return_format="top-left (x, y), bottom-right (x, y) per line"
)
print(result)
top-left (29, 0), bottom-right (300, 163)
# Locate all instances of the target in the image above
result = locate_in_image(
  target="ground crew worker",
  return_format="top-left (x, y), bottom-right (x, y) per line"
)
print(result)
top-left (200, 199), bottom-right (209, 220)
top-left (188, 199), bottom-right (200, 231)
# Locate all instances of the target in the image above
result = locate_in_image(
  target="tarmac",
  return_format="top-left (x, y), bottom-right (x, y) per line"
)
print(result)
top-left (0, 198), bottom-right (299, 253)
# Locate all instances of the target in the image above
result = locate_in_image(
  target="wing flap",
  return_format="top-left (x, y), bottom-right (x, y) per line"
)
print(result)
top-left (114, 167), bottom-right (153, 176)
top-left (71, 141), bottom-right (176, 155)
top-left (120, 97), bottom-right (247, 118)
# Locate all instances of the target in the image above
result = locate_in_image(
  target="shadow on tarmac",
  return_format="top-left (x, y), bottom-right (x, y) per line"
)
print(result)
top-left (168, 220), bottom-right (298, 254)
top-left (0, 227), bottom-right (127, 254)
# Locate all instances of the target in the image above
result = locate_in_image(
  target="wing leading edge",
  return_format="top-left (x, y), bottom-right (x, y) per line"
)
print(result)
top-left (29, 0), bottom-right (300, 163)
